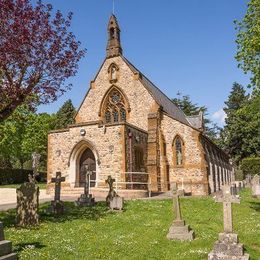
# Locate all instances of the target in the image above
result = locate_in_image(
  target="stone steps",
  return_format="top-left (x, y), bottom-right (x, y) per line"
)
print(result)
top-left (0, 253), bottom-right (18, 260)
top-left (0, 241), bottom-right (12, 257)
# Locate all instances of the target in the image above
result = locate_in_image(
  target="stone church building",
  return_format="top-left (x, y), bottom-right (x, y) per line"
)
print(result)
top-left (47, 15), bottom-right (234, 197)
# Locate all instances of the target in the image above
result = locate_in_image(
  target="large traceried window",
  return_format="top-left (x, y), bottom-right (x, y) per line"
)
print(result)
top-left (173, 136), bottom-right (184, 166)
top-left (103, 88), bottom-right (128, 124)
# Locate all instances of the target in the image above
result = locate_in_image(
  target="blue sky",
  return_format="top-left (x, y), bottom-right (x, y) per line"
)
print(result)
top-left (37, 0), bottom-right (250, 126)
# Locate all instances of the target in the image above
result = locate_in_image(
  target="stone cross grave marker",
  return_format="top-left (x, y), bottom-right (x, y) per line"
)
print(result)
top-left (16, 182), bottom-right (39, 227)
top-left (105, 175), bottom-right (116, 204)
top-left (51, 172), bottom-right (65, 202)
top-left (50, 172), bottom-right (65, 215)
top-left (105, 175), bottom-right (123, 210)
top-left (0, 222), bottom-right (17, 259)
top-left (30, 152), bottom-right (41, 183)
top-left (208, 185), bottom-right (249, 260)
top-left (215, 185), bottom-right (240, 233)
top-left (75, 165), bottom-right (95, 206)
top-left (167, 183), bottom-right (194, 240)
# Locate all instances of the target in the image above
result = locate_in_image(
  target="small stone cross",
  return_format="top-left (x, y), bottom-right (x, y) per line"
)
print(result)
top-left (85, 170), bottom-right (93, 196)
top-left (172, 183), bottom-right (182, 221)
top-left (215, 186), bottom-right (240, 233)
top-left (106, 175), bottom-right (116, 193)
top-left (51, 172), bottom-right (65, 202)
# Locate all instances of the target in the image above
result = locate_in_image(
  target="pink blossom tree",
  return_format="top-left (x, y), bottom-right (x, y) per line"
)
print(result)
top-left (0, 0), bottom-right (86, 121)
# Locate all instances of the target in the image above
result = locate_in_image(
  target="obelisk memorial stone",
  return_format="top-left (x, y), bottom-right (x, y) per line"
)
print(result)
top-left (208, 185), bottom-right (249, 260)
top-left (167, 183), bottom-right (194, 241)
top-left (16, 182), bottom-right (39, 227)
top-left (0, 222), bottom-right (17, 259)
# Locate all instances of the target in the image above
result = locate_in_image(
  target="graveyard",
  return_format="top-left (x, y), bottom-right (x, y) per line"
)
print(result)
top-left (1, 1), bottom-right (260, 260)
top-left (0, 188), bottom-right (258, 259)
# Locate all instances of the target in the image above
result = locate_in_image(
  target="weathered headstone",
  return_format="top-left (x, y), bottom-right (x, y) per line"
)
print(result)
top-left (251, 174), bottom-right (260, 198)
top-left (167, 183), bottom-right (194, 241)
top-left (75, 166), bottom-right (95, 206)
top-left (0, 222), bottom-right (17, 259)
top-left (50, 172), bottom-right (65, 215)
top-left (208, 185), bottom-right (249, 260)
top-left (105, 175), bottom-right (123, 211)
top-left (245, 174), bottom-right (252, 188)
top-left (16, 182), bottom-right (39, 227)
top-left (230, 183), bottom-right (237, 196)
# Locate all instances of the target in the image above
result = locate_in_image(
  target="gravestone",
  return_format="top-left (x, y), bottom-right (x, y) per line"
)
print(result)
top-left (105, 175), bottom-right (123, 211)
top-left (251, 174), bottom-right (260, 198)
top-left (50, 172), bottom-right (65, 215)
top-left (16, 182), bottom-right (39, 227)
top-left (0, 222), bottom-right (17, 259)
top-left (75, 166), bottom-right (95, 206)
top-left (245, 174), bottom-right (252, 188)
top-left (167, 183), bottom-right (194, 241)
top-left (230, 183), bottom-right (237, 196)
top-left (208, 185), bottom-right (249, 260)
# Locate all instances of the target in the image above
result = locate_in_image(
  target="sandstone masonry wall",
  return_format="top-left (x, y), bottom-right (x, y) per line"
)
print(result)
top-left (75, 56), bottom-right (155, 131)
top-left (48, 124), bottom-right (124, 187)
top-left (160, 114), bottom-right (208, 195)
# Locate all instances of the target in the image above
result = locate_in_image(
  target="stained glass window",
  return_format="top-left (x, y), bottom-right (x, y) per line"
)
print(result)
top-left (120, 108), bottom-right (126, 121)
top-left (105, 111), bottom-right (111, 123)
top-left (103, 88), bottom-right (128, 124)
top-left (113, 110), bottom-right (119, 122)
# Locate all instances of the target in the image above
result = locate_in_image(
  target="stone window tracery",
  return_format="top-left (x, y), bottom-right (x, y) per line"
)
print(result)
top-left (103, 88), bottom-right (127, 124)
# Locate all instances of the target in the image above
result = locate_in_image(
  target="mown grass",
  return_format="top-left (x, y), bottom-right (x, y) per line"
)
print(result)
top-left (0, 189), bottom-right (259, 260)
top-left (0, 182), bottom-right (46, 189)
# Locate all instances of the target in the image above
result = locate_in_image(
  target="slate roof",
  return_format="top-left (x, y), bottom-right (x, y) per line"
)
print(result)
top-left (186, 113), bottom-right (204, 130)
top-left (122, 57), bottom-right (192, 126)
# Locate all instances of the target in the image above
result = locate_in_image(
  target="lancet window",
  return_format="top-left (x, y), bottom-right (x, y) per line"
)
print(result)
top-left (173, 136), bottom-right (184, 166)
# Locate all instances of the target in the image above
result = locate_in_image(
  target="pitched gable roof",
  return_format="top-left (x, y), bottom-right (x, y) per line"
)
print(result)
top-left (122, 57), bottom-right (191, 126)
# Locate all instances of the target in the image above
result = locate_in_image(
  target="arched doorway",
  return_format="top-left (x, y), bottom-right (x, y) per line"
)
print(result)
top-left (78, 148), bottom-right (96, 187)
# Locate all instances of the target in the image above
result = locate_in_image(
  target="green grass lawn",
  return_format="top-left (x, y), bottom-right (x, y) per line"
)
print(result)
top-left (0, 189), bottom-right (259, 260)
top-left (0, 182), bottom-right (46, 189)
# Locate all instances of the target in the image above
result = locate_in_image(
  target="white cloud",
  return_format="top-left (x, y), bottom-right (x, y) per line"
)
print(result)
top-left (212, 109), bottom-right (227, 126)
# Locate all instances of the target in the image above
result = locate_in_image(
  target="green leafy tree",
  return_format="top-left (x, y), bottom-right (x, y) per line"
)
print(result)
top-left (54, 99), bottom-right (76, 129)
top-left (220, 83), bottom-right (259, 163)
top-left (0, 106), bottom-right (56, 170)
top-left (235, 0), bottom-right (260, 87)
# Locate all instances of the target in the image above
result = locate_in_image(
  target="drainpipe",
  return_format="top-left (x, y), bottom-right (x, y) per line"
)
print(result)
top-left (128, 130), bottom-right (133, 189)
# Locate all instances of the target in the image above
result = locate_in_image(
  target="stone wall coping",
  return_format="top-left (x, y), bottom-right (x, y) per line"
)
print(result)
top-left (48, 128), bottom-right (69, 134)
top-left (48, 120), bottom-right (148, 135)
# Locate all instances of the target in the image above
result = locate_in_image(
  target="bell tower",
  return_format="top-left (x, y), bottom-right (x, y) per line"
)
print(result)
top-left (106, 14), bottom-right (122, 58)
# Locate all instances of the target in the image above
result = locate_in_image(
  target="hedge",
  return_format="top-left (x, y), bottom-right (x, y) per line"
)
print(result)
top-left (0, 168), bottom-right (47, 185)
top-left (240, 157), bottom-right (260, 178)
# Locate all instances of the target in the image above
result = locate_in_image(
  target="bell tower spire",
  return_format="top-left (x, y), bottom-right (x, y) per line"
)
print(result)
top-left (106, 14), bottom-right (122, 58)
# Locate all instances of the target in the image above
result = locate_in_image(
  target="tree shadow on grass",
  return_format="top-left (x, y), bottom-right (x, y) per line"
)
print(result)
top-left (0, 201), bottom-right (112, 228)
top-left (40, 201), bottom-right (111, 224)
top-left (13, 242), bottom-right (46, 254)
top-left (249, 201), bottom-right (260, 212)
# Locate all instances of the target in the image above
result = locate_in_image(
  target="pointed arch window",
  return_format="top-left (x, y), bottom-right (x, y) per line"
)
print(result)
top-left (102, 87), bottom-right (128, 124)
top-left (173, 136), bottom-right (184, 166)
